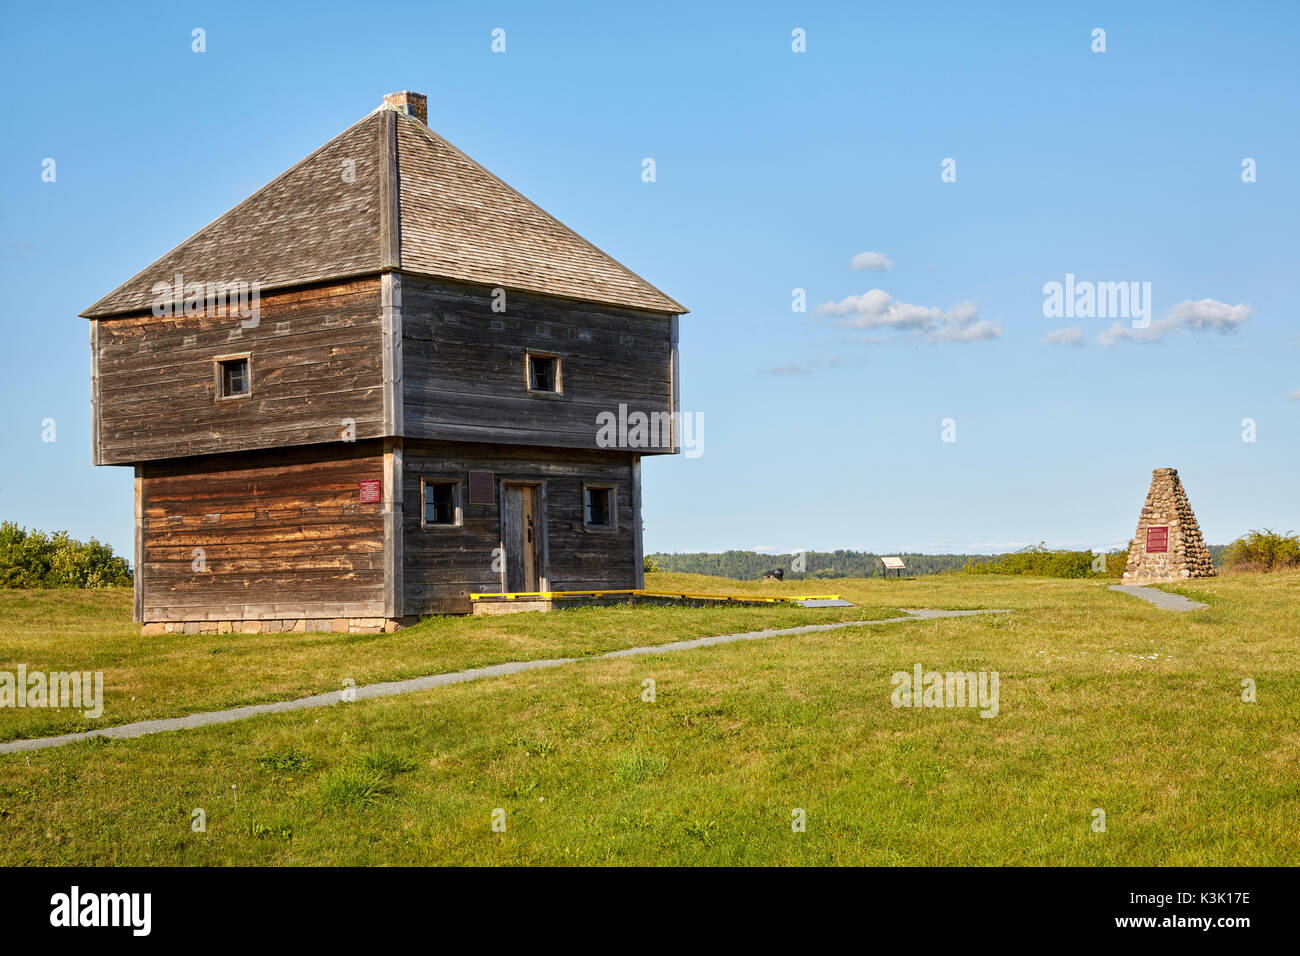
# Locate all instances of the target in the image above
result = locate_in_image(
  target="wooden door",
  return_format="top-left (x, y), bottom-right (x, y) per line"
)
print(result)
top-left (502, 484), bottom-right (543, 592)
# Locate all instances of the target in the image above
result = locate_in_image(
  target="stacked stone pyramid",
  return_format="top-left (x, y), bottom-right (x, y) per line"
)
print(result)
top-left (1122, 468), bottom-right (1217, 583)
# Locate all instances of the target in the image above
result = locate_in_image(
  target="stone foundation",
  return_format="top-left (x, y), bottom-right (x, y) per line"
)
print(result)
top-left (472, 600), bottom-right (554, 616)
top-left (140, 617), bottom-right (418, 636)
top-left (1122, 467), bottom-right (1217, 584)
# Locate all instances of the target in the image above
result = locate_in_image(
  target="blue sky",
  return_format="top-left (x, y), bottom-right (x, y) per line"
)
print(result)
top-left (1, 0), bottom-right (1297, 560)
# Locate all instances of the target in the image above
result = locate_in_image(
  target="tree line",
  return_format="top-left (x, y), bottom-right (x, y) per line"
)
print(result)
top-left (648, 549), bottom-right (984, 580)
top-left (649, 545), bottom-right (1232, 581)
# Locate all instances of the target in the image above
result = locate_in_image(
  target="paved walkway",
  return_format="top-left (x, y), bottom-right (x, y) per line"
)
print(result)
top-left (1108, 584), bottom-right (1209, 611)
top-left (0, 607), bottom-right (1007, 756)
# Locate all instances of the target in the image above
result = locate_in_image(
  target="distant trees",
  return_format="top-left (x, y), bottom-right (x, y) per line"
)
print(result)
top-left (0, 522), bottom-right (132, 588)
top-left (650, 542), bottom-right (1235, 581)
top-left (648, 550), bottom-right (977, 580)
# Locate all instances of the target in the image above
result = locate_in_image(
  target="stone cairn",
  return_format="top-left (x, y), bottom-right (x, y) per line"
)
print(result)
top-left (1122, 468), bottom-right (1217, 583)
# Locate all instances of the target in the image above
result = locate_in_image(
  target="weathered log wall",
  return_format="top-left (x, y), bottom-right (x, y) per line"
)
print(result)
top-left (139, 442), bottom-right (386, 622)
top-left (402, 440), bottom-right (639, 614)
top-left (94, 278), bottom-right (384, 464)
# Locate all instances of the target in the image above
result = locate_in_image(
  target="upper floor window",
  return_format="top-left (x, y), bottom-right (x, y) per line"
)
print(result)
top-left (526, 352), bottom-right (561, 394)
top-left (215, 355), bottom-right (251, 400)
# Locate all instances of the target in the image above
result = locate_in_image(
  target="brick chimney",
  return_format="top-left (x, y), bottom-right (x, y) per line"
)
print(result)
top-left (383, 91), bottom-right (427, 124)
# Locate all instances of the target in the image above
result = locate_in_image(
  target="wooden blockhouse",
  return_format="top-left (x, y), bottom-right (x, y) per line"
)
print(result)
top-left (81, 92), bottom-right (686, 633)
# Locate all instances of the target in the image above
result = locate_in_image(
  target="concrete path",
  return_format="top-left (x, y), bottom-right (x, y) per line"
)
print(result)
top-left (0, 607), bottom-right (1008, 756)
top-left (1108, 584), bottom-right (1209, 611)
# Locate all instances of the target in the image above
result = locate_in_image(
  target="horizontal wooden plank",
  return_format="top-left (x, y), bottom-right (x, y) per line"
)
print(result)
top-left (141, 445), bottom-right (386, 616)
top-left (97, 279), bottom-right (383, 463)
top-left (401, 275), bottom-right (674, 453)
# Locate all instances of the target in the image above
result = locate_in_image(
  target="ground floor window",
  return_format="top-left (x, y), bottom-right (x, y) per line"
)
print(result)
top-left (422, 479), bottom-right (461, 527)
top-left (583, 483), bottom-right (616, 529)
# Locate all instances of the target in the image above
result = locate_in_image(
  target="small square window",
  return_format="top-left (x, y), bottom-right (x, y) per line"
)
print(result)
top-left (583, 485), bottom-right (614, 528)
top-left (527, 353), bottom-right (560, 393)
top-left (216, 356), bottom-right (250, 399)
top-left (423, 480), bottom-right (461, 527)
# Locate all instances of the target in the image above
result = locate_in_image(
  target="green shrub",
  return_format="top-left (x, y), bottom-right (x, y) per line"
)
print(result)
top-left (643, 555), bottom-right (661, 574)
top-left (0, 522), bottom-right (132, 588)
top-left (1106, 543), bottom-right (1132, 578)
top-left (963, 543), bottom-right (1098, 578)
top-left (1224, 529), bottom-right (1300, 573)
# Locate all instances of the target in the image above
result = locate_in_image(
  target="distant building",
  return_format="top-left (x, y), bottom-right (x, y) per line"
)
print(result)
top-left (81, 92), bottom-right (686, 633)
top-left (881, 556), bottom-right (906, 578)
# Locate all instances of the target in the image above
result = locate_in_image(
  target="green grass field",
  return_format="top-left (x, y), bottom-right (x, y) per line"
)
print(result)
top-left (1, 570), bottom-right (1297, 865)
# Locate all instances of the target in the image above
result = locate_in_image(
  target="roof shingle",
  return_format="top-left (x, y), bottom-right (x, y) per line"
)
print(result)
top-left (82, 106), bottom-right (684, 318)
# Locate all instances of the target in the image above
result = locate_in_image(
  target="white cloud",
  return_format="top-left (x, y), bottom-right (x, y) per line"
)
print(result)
top-left (1041, 325), bottom-right (1085, 346)
top-left (929, 318), bottom-right (1002, 343)
top-left (816, 289), bottom-right (998, 344)
top-left (817, 288), bottom-right (915, 327)
top-left (1168, 298), bottom-right (1251, 331)
top-left (1098, 316), bottom-right (1178, 345)
top-left (851, 251), bottom-right (893, 271)
top-left (822, 353), bottom-right (866, 368)
top-left (761, 362), bottom-right (813, 375)
top-left (1290, 388), bottom-right (1300, 400)
top-left (1099, 298), bottom-right (1251, 346)
top-left (760, 354), bottom-right (858, 375)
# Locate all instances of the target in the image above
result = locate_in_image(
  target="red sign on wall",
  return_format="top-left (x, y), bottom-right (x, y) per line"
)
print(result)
top-left (1145, 526), bottom-right (1168, 553)
top-left (359, 479), bottom-right (382, 503)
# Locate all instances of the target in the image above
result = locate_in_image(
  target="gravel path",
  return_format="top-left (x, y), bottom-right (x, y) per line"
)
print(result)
top-left (0, 607), bottom-right (1007, 756)
top-left (1108, 584), bottom-right (1209, 611)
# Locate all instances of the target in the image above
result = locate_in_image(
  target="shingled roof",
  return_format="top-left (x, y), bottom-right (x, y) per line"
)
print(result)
top-left (81, 99), bottom-right (685, 318)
